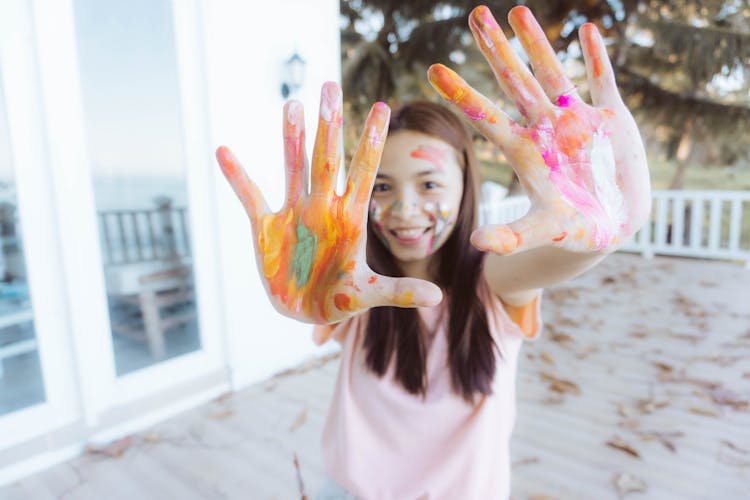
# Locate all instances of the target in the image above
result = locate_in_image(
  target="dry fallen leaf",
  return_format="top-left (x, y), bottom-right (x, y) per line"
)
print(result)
top-left (606, 436), bottom-right (641, 459)
top-left (540, 394), bottom-right (566, 405)
top-left (208, 409), bottom-right (235, 420)
top-left (635, 430), bottom-right (684, 453)
top-left (549, 331), bottom-right (574, 344)
top-left (612, 472), bottom-right (648, 496)
top-left (613, 402), bottom-right (634, 418)
top-left (540, 372), bottom-right (581, 395)
top-left (86, 435), bottom-right (135, 458)
top-left (635, 398), bottom-right (670, 414)
top-left (293, 452), bottom-right (307, 500)
top-left (720, 439), bottom-right (749, 454)
top-left (576, 345), bottom-right (598, 359)
top-left (709, 388), bottom-right (749, 410)
top-left (540, 351), bottom-right (555, 365)
top-left (512, 456), bottom-right (541, 468)
top-left (545, 287), bottom-right (580, 301)
top-left (141, 433), bottom-right (161, 443)
top-left (617, 419), bottom-right (641, 430)
top-left (652, 361), bottom-right (673, 373)
top-left (290, 409), bottom-right (308, 432)
top-left (688, 407), bottom-right (720, 417)
top-left (214, 392), bottom-right (233, 403)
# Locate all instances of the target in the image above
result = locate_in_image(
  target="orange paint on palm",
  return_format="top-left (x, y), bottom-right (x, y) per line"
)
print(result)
top-left (256, 99), bottom-right (390, 323)
top-left (392, 290), bottom-right (415, 307)
top-left (334, 293), bottom-right (354, 312)
top-left (259, 197), bottom-right (363, 322)
top-left (554, 111), bottom-right (589, 157)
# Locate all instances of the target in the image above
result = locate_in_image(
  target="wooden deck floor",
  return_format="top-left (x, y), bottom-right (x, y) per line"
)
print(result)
top-left (2, 254), bottom-right (749, 499)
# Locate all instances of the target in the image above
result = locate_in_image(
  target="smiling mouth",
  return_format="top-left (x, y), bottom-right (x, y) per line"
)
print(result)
top-left (389, 227), bottom-right (431, 243)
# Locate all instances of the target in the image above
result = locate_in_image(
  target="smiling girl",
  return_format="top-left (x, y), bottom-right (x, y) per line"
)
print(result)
top-left (216, 5), bottom-right (650, 499)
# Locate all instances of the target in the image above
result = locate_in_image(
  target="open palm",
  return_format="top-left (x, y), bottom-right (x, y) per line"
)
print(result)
top-left (429, 5), bottom-right (651, 255)
top-left (216, 83), bottom-right (442, 324)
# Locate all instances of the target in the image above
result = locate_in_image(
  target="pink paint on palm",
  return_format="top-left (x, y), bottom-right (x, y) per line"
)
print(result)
top-left (528, 106), bottom-right (622, 249)
top-left (557, 94), bottom-right (575, 108)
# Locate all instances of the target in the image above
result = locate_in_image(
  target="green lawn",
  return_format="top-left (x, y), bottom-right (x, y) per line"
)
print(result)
top-left (479, 155), bottom-right (750, 192)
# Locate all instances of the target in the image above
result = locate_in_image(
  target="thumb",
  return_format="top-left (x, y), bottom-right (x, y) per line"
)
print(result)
top-left (368, 275), bottom-right (443, 309)
top-left (470, 211), bottom-right (562, 255)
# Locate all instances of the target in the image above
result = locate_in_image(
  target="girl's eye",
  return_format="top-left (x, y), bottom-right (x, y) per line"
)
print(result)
top-left (423, 181), bottom-right (439, 190)
top-left (373, 183), bottom-right (391, 193)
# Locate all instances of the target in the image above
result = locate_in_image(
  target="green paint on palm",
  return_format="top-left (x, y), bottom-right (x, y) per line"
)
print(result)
top-left (291, 220), bottom-right (317, 287)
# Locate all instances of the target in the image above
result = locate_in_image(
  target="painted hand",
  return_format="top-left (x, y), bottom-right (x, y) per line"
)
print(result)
top-left (216, 82), bottom-right (443, 324)
top-left (428, 5), bottom-right (651, 255)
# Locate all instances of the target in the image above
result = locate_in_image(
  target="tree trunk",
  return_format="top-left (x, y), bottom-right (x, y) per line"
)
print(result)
top-left (669, 117), bottom-right (694, 190)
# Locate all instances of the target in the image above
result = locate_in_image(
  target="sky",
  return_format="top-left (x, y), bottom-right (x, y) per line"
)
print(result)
top-left (74, 0), bottom-right (186, 179)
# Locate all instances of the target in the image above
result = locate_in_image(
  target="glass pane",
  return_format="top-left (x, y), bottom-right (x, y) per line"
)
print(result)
top-left (0, 72), bottom-right (45, 415)
top-left (74, 0), bottom-right (201, 375)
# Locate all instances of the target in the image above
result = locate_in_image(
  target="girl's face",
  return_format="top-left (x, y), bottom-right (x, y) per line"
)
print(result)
top-left (369, 130), bottom-right (464, 265)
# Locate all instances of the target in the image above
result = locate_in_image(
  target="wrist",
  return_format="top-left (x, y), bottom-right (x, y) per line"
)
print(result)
top-left (499, 288), bottom-right (541, 307)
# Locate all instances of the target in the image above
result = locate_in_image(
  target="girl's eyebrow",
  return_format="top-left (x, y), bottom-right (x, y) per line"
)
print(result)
top-left (375, 170), bottom-right (441, 179)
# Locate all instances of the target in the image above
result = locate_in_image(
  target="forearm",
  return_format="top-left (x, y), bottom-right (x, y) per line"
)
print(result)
top-left (484, 246), bottom-right (608, 303)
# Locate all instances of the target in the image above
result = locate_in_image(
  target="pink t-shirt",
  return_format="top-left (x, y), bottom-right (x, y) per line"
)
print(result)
top-left (319, 284), bottom-right (541, 499)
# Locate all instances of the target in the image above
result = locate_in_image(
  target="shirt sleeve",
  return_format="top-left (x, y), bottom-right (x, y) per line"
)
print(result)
top-left (501, 292), bottom-right (543, 341)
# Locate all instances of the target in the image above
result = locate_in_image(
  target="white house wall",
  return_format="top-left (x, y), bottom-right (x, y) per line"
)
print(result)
top-left (202, 0), bottom-right (341, 389)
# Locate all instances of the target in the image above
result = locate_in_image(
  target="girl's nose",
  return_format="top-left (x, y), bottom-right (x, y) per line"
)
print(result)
top-left (391, 197), bottom-right (421, 218)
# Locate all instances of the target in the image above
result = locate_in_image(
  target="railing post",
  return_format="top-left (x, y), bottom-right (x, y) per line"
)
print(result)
top-left (154, 196), bottom-right (178, 260)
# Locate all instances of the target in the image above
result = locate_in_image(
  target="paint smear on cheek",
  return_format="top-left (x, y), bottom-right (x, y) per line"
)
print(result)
top-left (410, 145), bottom-right (448, 172)
top-left (424, 201), bottom-right (455, 251)
top-left (369, 199), bottom-right (391, 248)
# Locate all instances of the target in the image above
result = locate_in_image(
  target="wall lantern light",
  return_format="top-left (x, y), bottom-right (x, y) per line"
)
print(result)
top-left (281, 52), bottom-right (306, 99)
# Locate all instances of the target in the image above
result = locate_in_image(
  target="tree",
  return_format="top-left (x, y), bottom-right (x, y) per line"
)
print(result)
top-left (340, 0), bottom-right (750, 188)
top-left (615, 0), bottom-right (750, 188)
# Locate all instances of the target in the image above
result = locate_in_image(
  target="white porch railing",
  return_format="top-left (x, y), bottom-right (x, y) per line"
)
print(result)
top-left (479, 190), bottom-right (750, 268)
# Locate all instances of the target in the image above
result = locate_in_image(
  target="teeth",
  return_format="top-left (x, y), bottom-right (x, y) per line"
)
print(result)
top-left (393, 228), bottom-right (426, 238)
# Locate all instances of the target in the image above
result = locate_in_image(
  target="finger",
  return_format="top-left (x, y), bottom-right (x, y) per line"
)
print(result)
top-left (470, 211), bottom-right (559, 255)
top-left (310, 82), bottom-right (343, 198)
top-left (282, 100), bottom-right (308, 206)
top-left (329, 275), bottom-right (442, 315)
top-left (368, 275), bottom-right (443, 309)
top-left (427, 64), bottom-right (528, 155)
top-left (508, 6), bottom-right (580, 107)
top-left (468, 5), bottom-right (551, 122)
top-left (344, 101), bottom-right (390, 213)
top-left (579, 23), bottom-right (622, 108)
top-left (215, 146), bottom-right (270, 228)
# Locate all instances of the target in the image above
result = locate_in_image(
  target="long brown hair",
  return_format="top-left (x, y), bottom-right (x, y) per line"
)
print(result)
top-left (364, 100), bottom-right (498, 403)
